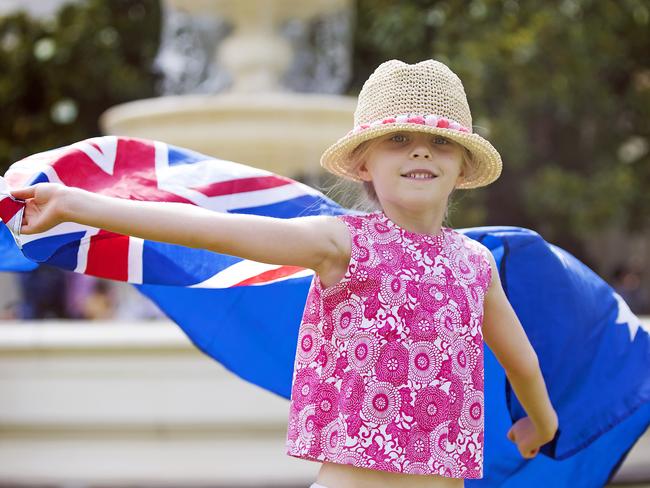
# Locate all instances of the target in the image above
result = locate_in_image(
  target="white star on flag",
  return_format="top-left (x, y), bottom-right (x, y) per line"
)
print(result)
top-left (613, 292), bottom-right (650, 341)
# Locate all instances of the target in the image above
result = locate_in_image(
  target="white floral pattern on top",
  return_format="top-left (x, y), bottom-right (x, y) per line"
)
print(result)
top-left (286, 211), bottom-right (492, 479)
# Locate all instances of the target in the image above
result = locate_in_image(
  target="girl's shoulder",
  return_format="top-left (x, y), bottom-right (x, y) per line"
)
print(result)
top-left (328, 211), bottom-right (376, 236)
top-left (453, 229), bottom-right (483, 246)
top-left (452, 230), bottom-right (494, 263)
top-left (312, 212), bottom-right (373, 251)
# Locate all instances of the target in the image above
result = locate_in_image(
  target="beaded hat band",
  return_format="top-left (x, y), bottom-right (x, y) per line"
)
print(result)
top-left (320, 59), bottom-right (503, 189)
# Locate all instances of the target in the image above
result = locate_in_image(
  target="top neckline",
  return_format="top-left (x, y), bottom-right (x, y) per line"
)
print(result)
top-left (374, 210), bottom-right (449, 241)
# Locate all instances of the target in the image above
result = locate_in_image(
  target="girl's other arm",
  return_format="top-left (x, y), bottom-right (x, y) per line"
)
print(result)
top-left (10, 184), bottom-right (345, 274)
top-left (481, 251), bottom-right (559, 457)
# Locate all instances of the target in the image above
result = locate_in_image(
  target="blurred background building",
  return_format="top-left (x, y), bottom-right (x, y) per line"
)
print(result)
top-left (0, 0), bottom-right (648, 486)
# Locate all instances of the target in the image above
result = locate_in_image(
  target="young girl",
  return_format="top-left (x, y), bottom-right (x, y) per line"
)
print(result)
top-left (11, 59), bottom-right (558, 488)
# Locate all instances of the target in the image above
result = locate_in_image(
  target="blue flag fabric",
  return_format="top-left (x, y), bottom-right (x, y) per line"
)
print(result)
top-left (1, 137), bottom-right (648, 486)
top-left (462, 227), bottom-right (650, 486)
top-left (0, 224), bottom-right (37, 271)
top-left (464, 226), bottom-right (650, 461)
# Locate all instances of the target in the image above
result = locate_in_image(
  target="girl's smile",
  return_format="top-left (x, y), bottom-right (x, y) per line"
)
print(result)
top-left (401, 172), bottom-right (439, 180)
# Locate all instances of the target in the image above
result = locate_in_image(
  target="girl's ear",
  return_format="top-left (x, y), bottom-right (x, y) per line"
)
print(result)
top-left (357, 161), bottom-right (372, 182)
top-left (456, 159), bottom-right (467, 184)
top-left (454, 171), bottom-right (465, 189)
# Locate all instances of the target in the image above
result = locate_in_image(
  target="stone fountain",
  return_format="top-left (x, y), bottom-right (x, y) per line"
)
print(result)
top-left (100, 0), bottom-right (357, 181)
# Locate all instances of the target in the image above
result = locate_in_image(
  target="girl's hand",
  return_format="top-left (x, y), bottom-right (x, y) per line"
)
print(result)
top-left (10, 183), bottom-right (71, 235)
top-left (506, 416), bottom-right (555, 459)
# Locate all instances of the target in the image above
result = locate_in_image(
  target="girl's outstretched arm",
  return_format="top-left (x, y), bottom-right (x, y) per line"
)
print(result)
top-left (482, 251), bottom-right (559, 459)
top-left (10, 183), bottom-right (344, 273)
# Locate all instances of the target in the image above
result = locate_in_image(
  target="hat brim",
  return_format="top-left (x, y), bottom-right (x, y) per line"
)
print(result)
top-left (320, 124), bottom-right (502, 189)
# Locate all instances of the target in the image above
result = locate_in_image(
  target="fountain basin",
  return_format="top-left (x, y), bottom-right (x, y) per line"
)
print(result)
top-left (100, 92), bottom-right (356, 178)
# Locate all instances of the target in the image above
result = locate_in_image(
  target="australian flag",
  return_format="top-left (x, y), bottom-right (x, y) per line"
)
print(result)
top-left (0, 136), bottom-right (648, 487)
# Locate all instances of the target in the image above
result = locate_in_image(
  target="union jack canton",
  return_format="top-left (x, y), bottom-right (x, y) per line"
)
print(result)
top-left (0, 136), bottom-right (345, 287)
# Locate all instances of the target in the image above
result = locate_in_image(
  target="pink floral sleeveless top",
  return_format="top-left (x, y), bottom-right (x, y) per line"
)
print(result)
top-left (285, 210), bottom-right (492, 479)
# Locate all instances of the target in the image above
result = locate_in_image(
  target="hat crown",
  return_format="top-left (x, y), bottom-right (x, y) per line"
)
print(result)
top-left (354, 59), bottom-right (472, 130)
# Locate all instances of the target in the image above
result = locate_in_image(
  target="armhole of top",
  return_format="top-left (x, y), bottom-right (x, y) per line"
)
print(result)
top-left (482, 244), bottom-right (493, 290)
top-left (314, 214), bottom-right (358, 291)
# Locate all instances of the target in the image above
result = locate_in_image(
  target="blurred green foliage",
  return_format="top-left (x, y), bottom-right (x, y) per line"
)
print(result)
top-left (352, 0), bottom-right (649, 257)
top-left (0, 0), bottom-right (161, 173)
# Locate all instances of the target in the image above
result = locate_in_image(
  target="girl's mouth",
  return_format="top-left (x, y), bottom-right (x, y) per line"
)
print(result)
top-left (401, 171), bottom-right (438, 180)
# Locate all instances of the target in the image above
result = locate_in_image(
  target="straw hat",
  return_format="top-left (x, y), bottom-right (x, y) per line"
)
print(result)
top-left (320, 59), bottom-right (502, 189)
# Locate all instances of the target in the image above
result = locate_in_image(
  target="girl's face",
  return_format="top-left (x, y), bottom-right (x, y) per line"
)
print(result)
top-left (356, 131), bottom-right (465, 210)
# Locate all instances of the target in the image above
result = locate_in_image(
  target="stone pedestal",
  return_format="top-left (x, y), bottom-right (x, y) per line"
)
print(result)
top-left (0, 322), bottom-right (319, 486)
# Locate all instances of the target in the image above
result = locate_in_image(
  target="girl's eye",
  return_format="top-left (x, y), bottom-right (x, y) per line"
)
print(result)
top-left (433, 136), bottom-right (449, 145)
top-left (390, 134), bottom-right (408, 143)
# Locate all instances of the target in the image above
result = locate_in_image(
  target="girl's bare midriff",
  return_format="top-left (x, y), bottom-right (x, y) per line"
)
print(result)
top-left (317, 461), bottom-right (465, 488)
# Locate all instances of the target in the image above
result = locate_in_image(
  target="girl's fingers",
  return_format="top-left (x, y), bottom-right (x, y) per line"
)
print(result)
top-left (520, 445), bottom-right (539, 458)
top-left (10, 186), bottom-right (35, 200)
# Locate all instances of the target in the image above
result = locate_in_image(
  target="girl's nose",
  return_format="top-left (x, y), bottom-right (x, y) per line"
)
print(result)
top-left (409, 144), bottom-right (432, 159)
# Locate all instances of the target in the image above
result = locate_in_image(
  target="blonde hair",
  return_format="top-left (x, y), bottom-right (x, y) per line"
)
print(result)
top-left (322, 135), bottom-right (478, 223)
